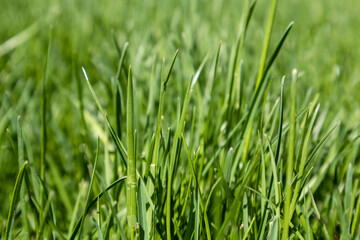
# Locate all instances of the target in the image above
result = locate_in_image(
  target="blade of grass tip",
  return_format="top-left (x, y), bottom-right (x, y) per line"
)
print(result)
top-left (255, 0), bottom-right (277, 89)
top-left (82, 67), bottom-right (128, 166)
top-left (40, 27), bottom-right (52, 215)
top-left (17, 117), bottom-right (30, 240)
top-left (4, 161), bottom-right (28, 240)
top-left (78, 136), bottom-right (101, 239)
top-left (69, 176), bottom-right (127, 240)
top-left (36, 191), bottom-right (54, 240)
top-left (263, 22), bottom-right (294, 75)
top-left (166, 55), bottom-right (207, 240)
top-left (115, 42), bottom-right (129, 81)
top-left (283, 69), bottom-right (297, 239)
top-left (6, 129), bottom-right (17, 156)
top-left (241, 21), bottom-right (293, 170)
top-left (112, 34), bottom-right (129, 77)
top-left (114, 42), bottom-right (129, 138)
top-left (153, 50), bottom-right (179, 168)
top-left (73, 55), bottom-right (88, 141)
top-left (126, 66), bottom-right (138, 239)
top-left (309, 190), bottom-right (320, 220)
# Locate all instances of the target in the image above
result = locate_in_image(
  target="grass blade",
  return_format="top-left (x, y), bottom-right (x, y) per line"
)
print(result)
top-left (126, 66), bottom-right (138, 239)
top-left (4, 161), bottom-right (28, 240)
top-left (283, 69), bottom-right (297, 239)
top-left (82, 67), bottom-right (128, 166)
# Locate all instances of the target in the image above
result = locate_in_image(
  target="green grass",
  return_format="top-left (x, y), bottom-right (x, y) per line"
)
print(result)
top-left (1, 0), bottom-right (360, 239)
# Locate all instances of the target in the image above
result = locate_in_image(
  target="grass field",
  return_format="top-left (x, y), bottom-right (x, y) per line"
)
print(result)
top-left (1, 0), bottom-right (360, 239)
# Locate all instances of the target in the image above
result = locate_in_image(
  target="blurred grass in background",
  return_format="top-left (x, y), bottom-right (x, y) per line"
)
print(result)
top-left (1, 0), bottom-right (360, 238)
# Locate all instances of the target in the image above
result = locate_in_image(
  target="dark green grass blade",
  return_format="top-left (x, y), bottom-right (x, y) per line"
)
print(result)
top-left (36, 191), bottom-right (54, 240)
top-left (40, 27), bottom-right (52, 214)
top-left (17, 116), bottom-right (30, 240)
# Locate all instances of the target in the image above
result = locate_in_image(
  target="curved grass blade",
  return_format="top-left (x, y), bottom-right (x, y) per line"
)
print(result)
top-left (69, 176), bottom-right (127, 240)
top-left (36, 191), bottom-right (55, 240)
top-left (4, 161), bottom-right (28, 240)
top-left (78, 137), bottom-right (101, 239)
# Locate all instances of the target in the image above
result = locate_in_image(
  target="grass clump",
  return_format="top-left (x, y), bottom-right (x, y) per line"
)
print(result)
top-left (1, 0), bottom-right (360, 239)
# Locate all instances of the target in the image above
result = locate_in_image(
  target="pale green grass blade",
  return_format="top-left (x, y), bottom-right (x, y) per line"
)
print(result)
top-left (126, 66), bottom-right (138, 239)
top-left (283, 69), bottom-right (297, 239)
top-left (82, 67), bottom-right (128, 166)
top-left (0, 18), bottom-right (43, 57)
top-left (267, 217), bottom-right (279, 240)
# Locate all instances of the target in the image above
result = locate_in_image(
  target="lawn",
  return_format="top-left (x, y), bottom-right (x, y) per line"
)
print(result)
top-left (0, 0), bottom-right (359, 239)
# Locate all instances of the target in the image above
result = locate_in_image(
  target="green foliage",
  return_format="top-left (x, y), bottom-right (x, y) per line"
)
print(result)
top-left (1, 0), bottom-right (360, 239)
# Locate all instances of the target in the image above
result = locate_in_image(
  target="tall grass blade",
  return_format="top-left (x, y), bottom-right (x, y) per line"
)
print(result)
top-left (4, 161), bottom-right (28, 240)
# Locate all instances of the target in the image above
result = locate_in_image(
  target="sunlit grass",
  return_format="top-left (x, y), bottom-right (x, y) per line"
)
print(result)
top-left (1, 0), bottom-right (359, 239)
